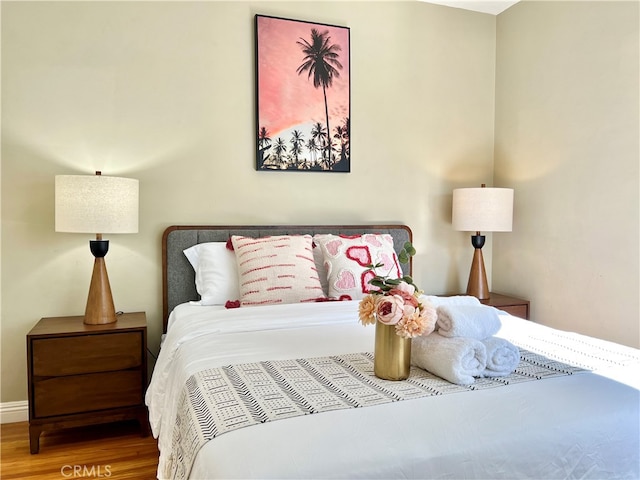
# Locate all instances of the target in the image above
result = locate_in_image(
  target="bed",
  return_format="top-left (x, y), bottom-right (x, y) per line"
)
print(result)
top-left (147, 224), bottom-right (639, 480)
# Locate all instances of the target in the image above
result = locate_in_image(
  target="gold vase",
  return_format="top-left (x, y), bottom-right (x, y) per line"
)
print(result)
top-left (374, 321), bottom-right (411, 380)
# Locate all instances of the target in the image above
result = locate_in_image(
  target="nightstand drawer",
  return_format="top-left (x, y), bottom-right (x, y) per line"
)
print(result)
top-left (479, 293), bottom-right (530, 320)
top-left (32, 332), bottom-right (142, 376)
top-left (499, 305), bottom-right (529, 319)
top-left (33, 370), bottom-right (143, 417)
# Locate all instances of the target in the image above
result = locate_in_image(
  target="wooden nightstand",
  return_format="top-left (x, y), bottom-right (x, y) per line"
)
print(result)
top-left (26, 312), bottom-right (149, 454)
top-left (481, 293), bottom-right (530, 319)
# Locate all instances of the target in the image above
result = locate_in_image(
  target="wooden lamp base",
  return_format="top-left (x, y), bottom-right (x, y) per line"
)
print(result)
top-left (84, 240), bottom-right (117, 325)
top-left (465, 234), bottom-right (489, 300)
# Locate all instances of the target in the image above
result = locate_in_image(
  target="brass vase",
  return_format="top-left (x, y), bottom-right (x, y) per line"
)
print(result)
top-left (374, 321), bottom-right (411, 380)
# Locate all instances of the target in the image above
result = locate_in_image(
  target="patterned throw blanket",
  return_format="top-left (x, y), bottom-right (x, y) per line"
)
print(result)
top-left (165, 349), bottom-right (587, 479)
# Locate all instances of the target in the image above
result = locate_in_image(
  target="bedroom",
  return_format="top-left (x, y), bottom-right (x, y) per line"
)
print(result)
top-left (1, 0), bottom-right (638, 477)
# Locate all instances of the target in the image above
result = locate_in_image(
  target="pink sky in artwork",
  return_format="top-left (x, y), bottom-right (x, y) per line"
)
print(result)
top-left (257, 16), bottom-right (350, 139)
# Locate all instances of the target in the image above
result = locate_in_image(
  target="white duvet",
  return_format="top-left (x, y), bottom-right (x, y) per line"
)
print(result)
top-left (146, 300), bottom-right (640, 480)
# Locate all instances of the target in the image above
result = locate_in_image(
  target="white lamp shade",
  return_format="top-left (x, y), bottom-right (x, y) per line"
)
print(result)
top-left (55, 175), bottom-right (139, 234)
top-left (452, 187), bottom-right (513, 232)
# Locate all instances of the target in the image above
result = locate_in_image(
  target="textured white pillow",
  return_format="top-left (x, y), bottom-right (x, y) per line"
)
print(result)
top-left (183, 242), bottom-right (240, 305)
top-left (231, 234), bottom-right (325, 306)
top-left (312, 242), bottom-right (329, 296)
top-left (313, 233), bottom-right (402, 300)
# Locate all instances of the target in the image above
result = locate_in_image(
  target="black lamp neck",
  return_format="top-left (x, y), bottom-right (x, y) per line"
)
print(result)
top-left (89, 239), bottom-right (110, 258)
top-left (471, 234), bottom-right (485, 250)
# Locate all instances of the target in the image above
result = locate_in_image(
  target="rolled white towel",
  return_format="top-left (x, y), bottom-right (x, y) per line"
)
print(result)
top-left (481, 336), bottom-right (520, 377)
top-left (411, 333), bottom-right (487, 386)
top-left (422, 295), bottom-right (481, 308)
top-left (436, 305), bottom-right (501, 340)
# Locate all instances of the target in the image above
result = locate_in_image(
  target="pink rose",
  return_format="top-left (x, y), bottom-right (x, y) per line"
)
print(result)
top-left (402, 304), bottom-right (417, 318)
top-left (376, 295), bottom-right (405, 325)
top-left (388, 284), bottom-right (418, 308)
top-left (419, 302), bottom-right (437, 336)
top-left (394, 281), bottom-right (416, 295)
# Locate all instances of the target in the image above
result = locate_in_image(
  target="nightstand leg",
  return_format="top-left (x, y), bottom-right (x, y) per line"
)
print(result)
top-left (29, 424), bottom-right (42, 454)
top-left (137, 410), bottom-right (151, 437)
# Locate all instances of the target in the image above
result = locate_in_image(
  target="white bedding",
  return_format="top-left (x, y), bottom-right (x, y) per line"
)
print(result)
top-left (146, 300), bottom-right (640, 480)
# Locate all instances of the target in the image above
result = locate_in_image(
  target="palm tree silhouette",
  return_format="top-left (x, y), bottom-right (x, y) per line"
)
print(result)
top-left (274, 137), bottom-right (287, 168)
top-left (333, 123), bottom-right (349, 166)
top-left (258, 126), bottom-right (271, 149)
top-left (257, 126), bottom-right (272, 168)
top-left (296, 29), bottom-right (343, 167)
top-left (341, 117), bottom-right (350, 161)
top-left (290, 130), bottom-right (304, 168)
top-left (310, 122), bottom-right (328, 167)
top-left (306, 138), bottom-right (320, 166)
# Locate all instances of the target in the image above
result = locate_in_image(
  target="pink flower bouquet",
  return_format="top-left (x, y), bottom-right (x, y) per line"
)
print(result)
top-left (358, 243), bottom-right (436, 339)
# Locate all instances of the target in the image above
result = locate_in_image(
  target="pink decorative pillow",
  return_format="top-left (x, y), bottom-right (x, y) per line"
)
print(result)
top-left (313, 234), bottom-right (402, 300)
top-left (231, 235), bottom-right (325, 307)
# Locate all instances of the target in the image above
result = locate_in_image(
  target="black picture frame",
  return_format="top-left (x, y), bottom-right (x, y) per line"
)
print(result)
top-left (255, 14), bottom-right (350, 172)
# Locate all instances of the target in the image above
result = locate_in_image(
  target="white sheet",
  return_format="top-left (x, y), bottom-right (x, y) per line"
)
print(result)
top-left (146, 301), bottom-right (640, 480)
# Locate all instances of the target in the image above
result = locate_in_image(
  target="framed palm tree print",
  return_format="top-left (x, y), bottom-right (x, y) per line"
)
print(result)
top-left (255, 15), bottom-right (350, 172)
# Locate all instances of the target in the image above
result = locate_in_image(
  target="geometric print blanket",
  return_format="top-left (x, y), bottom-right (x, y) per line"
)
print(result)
top-left (165, 349), bottom-right (587, 479)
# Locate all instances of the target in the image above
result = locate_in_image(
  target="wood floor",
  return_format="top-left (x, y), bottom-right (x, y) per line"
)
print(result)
top-left (0, 420), bottom-right (159, 479)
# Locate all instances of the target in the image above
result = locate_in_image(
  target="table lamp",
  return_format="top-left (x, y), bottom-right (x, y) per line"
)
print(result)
top-left (55, 172), bottom-right (139, 324)
top-left (452, 184), bottom-right (513, 300)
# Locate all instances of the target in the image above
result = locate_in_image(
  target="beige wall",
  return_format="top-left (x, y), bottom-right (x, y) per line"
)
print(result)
top-left (1, 2), bottom-right (496, 402)
top-left (494, 1), bottom-right (639, 347)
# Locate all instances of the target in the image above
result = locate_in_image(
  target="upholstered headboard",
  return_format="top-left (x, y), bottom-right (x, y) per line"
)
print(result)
top-left (162, 224), bottom-right (413, 332)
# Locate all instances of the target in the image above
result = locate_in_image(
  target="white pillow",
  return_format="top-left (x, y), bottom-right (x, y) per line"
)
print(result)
top-left (183, 242), bottom-right (240, 305)
top-left (313, 233), bottom-right (402, 300)
top-left (312, 242), bottom-right (329, 296)
top-left (231, 234), bottom-right (325, 306)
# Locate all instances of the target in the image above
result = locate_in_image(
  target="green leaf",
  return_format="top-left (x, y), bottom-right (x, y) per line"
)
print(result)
top-left (402, 275), bottom-right (414, 284)
top-left (398, 251), bottom-right (408, 264)
top-left (402, 241), bottom-right (416, 256)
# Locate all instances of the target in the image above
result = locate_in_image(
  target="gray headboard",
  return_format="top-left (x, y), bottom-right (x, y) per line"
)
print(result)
top-left (162, 224), bottom-right (413, 332)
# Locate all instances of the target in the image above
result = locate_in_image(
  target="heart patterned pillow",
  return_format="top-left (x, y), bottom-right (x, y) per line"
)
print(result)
top-left (313, 234), bottom-right (402, 300)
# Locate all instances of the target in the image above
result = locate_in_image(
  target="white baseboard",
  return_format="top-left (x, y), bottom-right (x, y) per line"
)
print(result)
top-left (0, 400), bottom-right (28, 424)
